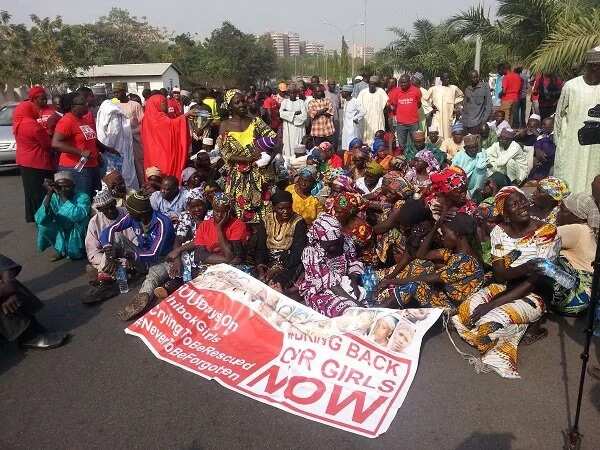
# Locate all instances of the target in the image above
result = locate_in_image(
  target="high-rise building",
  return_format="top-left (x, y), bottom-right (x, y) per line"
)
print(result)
top-left (351, 45), bottom-right (375, 61)
top-left (268, 32), bottom-right (289, 58)
top-left (305, 42), bottom-right (325, 55)
top-left (288, 32), bottom-right (300, 56)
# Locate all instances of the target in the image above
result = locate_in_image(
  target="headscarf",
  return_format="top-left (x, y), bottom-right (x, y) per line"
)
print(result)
top-left (382, 171), bottom-right (415, 198)
top-left (487, 172), bottom-right (511, 191)
top-left (224, 89), bottom-right (242, 108)
top-left (348, 137), bottom-right (363, 149)
top-left (319, 141), bottom-right (333, 152)
top-left (271, 189), bottom-right (293, 205)
top-left (353, 146), bottom-right (370, 160)
top-left (494, 186), bottom-right (526, 217)
top-left (212, 192), bottom-right (233, 209)
top-left (429, 166), bottom-right (467, 194)
top-left (331, 192), bottom-right (365, 217)
top-left (187, 187), bottom-right (206, 204)
top-left (372, 139), bottom-right (385, 154)
top-left (28, 86), bottom-right (46, 100)
top-left (103, 169), bottom-right (123, 186)
top-left (414, 149), bottom-right (440, 172)
top-left (298, 165), bottom-right (318, 179)
top-left (538, 176), bottom-right (570, 202)
top-left (308, 213), bottom-right (342, 245)
top-left (563, 192), bottom-right (600, 233)
top-left (365, 161), bottom-right (384, 178)
top-left (181, 167), bottom-right (197, 185)
top-left (323, 167), bottom-right (347, 184)
top-left (12, 101), bottom-right (40, 136)
top-left (331, 175), bottom-right (358, 193)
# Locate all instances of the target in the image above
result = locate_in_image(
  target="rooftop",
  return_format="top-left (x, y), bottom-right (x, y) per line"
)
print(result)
top-left (78, 63), bottom-right (180, 78)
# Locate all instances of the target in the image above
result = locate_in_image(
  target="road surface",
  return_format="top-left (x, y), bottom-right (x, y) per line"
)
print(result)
top-left (1, 170), bottom-right (599, 450)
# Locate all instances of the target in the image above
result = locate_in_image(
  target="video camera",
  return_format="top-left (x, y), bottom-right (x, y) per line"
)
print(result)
top-left (578, 104), bottom-right (600, 145)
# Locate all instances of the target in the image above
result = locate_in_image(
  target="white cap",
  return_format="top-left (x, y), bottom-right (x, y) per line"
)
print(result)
top-left (428, 124), bottom-right (438, 132)
top-left (529, 114), bottom-right (541, 121)
top-left (354, 76), bottom-right (363, 81)
top-left (202, 137), bottom-right (214, 145)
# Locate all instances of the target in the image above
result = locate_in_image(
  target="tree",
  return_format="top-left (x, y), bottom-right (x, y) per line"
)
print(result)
top-left (340, 36), bottom-right (350, 83)
top-left (0, 11), bottom-right (30, 88)
top-left (87, 8), bottom-right (165, 65)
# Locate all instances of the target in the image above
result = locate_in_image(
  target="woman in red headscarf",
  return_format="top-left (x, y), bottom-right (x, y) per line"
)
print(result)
top-left (141, 94), bottom-right (192, 181)
top-left (15, 87), bottom-right (54, 222)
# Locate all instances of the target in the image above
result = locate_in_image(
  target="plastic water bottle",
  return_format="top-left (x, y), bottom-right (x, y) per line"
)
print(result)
top-left (116, 262), bottom-right (129, 294)
top-left (536, 259), bottom-right (577, 289)
top-left (183, 262), bottom-right (192, 283)
top-left (74, 155), bottom-right (88, 172)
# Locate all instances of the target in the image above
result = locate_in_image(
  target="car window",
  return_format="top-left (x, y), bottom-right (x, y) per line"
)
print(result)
top-left (0, 105), bottom-right (15, 126)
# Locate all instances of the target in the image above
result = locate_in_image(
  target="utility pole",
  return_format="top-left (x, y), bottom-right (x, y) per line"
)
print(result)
top-left (363, 0), bottom-right (367, 67)
top-left (474, 35), bottom-right (482, 73)
top-left (325, 52), bottom-right (328, 81)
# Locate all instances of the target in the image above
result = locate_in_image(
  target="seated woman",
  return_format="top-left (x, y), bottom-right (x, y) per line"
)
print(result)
top-left (142, 166), bottom-right (163, 194)
top-left (551, 192), bottom-right (599, 316)
top-left (330, 192), bottom-right (374, 258)
top-left (156, 188), bottom-right (208, 299)
top-left (285, 166), bottom-right (322, 224)
top-left (427, 166), bottom-right (477, 218)
top-left (356, 161), bottom-right (384, 195)
top-left (452, 187), bottom-right (559, 379)
top-left (529, 176), bottom-right (570, 226)
top-left (472, 171), bottom-right (511, 204)
top-left (377, 213), bottom-right (484, 309)
top-left (255, 190), bottom-right (307, 294)
top-left (371, 172), bottom-right (416, 265)
top-left (298, 213), bottom-right (365, 318)
top-left (440, 123), bottom-right (465, 161)
top-left (0, 253), bottom-right (67, 349)
top-left (35, 171), bottom-right (91, 261)
top-left (343, 137), bottom-right (364, 167)
top-left (347, 146), bottom-right (370, 180)
top-left (404, 149), bottom-right (440, 199)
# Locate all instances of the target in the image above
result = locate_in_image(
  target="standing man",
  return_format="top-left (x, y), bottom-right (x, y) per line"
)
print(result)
top-left (325, 80), bottom-right (341, 147)
top-left (462, 70), bottom-right (493, 135)
top-left (357, 76), bottom-right (389, 145)
top-left (499, 65), bottom-right (522, 127)
top-left (426, 72), bottom-right (464, 141)
top-left (411, 73), bottom-right (432, 133)
top-left (387, 74), bottom-right (422, 148)
top-left (352, 74), bottom-right (369, 98)
top-left (340, 85), bottom-right (365, 150)
top-left (554, 46), bottom-right (600, 194)
top-left (279, 85), bottom-right (307, 162)
top-left (113, 82), bottom-right (145, 186)
top-left (307, 85), bottom-right (335, 146)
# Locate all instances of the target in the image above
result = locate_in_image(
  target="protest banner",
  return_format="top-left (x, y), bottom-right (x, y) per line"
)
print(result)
top-left (126, 264), bottom-right (442, 438)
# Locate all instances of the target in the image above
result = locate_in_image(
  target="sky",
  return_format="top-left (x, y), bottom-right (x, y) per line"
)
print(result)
top-left (9, 0), bottom-right (493, 50)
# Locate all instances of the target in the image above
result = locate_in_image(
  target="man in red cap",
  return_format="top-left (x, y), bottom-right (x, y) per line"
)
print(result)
top-left (167, 88), bottom-right (183, 118)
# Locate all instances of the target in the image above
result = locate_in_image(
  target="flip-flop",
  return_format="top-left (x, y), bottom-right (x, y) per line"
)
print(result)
top-left (521, 327), bottom-right (548, 346)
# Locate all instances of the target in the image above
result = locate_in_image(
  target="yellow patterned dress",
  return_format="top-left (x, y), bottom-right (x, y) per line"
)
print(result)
top-left (217, 117), bottom-right (276, 222)
top-left (452, 223), bottom-right (559, 378)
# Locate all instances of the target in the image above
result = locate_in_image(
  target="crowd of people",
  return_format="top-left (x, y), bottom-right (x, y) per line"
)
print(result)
top-left (3, 46), bottom-right (600, 379)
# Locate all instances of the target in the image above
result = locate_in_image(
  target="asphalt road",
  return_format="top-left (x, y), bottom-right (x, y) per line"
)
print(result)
top-left (1, 170), bottom-right (599, 450)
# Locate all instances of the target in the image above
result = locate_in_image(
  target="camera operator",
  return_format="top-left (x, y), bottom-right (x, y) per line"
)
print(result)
top-left (554, 46), bottom-right (600, 194)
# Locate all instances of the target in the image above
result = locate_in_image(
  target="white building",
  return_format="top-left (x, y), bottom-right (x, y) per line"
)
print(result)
top-left (77, 63), bottom-right (182, 95)
top-left (288, 32), bottom-right (300, 56)
top-left (351, 45), bottom-right (375, 61)
top-left (305, 42), bottom-right (324, 55)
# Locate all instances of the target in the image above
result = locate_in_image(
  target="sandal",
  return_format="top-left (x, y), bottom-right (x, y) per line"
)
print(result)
top-left (118, 293), bottom-right (150, 321)
top-left (521, 327), bottom-right (548, 346)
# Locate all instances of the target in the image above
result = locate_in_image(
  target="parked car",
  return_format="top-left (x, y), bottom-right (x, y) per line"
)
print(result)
top-left (0, 102), bottom-right (17, 169)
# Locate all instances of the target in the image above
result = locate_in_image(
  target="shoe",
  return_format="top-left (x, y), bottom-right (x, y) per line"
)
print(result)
top-left (154, 286), bottom-right (168, 300)
top-left (20, 331), bottom-right (69, 350)
top-left (118, 293), bottom-right (150, 321)
top-left (82, 282), bottom-right (120, 304)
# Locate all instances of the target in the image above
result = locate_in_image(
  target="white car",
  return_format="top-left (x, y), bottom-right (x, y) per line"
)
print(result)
top-left (0, 102), bottom-right (17, 169)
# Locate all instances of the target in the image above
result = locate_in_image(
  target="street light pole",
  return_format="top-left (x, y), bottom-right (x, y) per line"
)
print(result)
top-left (363, 0), bottom-right (367, 67)
top-left (474, 35), bottom-right (482, 73)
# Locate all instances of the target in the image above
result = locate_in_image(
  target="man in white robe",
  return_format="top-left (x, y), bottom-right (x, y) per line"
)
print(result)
top-left (554, 46), bottom-right (600, 194)
top-left (487, 128), bottom-right (529, 182)
top-left (357, 76), bottom-right (388, 145)
top-left (279, 87), bottom-right (307, 162)
top-left (96, 99), bottom-right (139, 190)
top-left (341, 85), bottom-right (365, 150)
top-left (426, 72), bottom-right (464, 141)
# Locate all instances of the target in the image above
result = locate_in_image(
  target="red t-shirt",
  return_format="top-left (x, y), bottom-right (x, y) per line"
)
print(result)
top-left (388, 86), bottom-right (422, 125)
top-left (38, 105), bottom-right (56, 130)
top-left (195, 218), bottom-right (249, 254)
top-left (167, 98), bottom-right (183, 118)
top-left (262, 96), bottom-right (281, 130)
top-left (55, 112), bottom-right (99, 168)
top-left (502, 72), bottom-right (522, 102)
